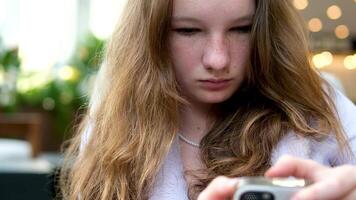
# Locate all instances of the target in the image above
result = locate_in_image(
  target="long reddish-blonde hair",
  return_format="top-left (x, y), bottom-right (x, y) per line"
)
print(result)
top-left (60, 0), bottom-right (348, 199)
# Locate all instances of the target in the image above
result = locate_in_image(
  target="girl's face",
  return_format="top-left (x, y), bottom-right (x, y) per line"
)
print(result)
top-left (169, 0), bottom-right (255, 106)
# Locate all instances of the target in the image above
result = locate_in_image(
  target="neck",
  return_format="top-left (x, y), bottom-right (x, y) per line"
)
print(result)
top-left (179, 103), bottom-right (215, 143)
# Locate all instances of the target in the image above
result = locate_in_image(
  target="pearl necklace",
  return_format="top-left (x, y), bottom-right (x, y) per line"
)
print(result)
top-left (178, 133), bottom-right (200, 148)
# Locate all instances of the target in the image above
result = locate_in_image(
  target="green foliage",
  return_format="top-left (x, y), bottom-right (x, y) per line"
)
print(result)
top-left (0, 39), bottom-right (21, 112)
top-left (71, 34), bottom-right (105, 79)
top-left (0, 34), bottom-right (106, 140)
top-left (0, 48), bottom-right (20, 71)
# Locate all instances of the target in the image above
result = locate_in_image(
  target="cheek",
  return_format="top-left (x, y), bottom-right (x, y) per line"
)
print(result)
top-left (231, 39), bottom-right (251, 62)
top-left (169, 36), bottom-right (201, 76)
top-left (230, 39), bottom-right (251, 72)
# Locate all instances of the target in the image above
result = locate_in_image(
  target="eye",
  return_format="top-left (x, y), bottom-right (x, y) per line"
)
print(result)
top-left (173, 27), bottom-right (201, 36)
top-left (230, 25), bottom-right (252, 33)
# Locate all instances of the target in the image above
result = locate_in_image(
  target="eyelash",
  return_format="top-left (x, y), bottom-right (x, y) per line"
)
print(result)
top-left (173, 25), bottom-right (252, 36)
top-left (174, 28), bottom-right (200, 36)
top-left (230, 25), bottom-right (252, 33)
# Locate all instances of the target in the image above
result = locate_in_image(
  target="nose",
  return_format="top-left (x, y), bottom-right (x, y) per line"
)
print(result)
top-left (202, 34), bottom-right (230, 71)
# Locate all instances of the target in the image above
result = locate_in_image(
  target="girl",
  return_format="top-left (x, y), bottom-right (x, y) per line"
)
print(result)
top-left (60, 0), bottom-right (356, 199)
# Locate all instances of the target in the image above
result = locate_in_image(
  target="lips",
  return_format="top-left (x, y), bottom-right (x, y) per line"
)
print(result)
top-left (198, 79), bottom-right (232, 91)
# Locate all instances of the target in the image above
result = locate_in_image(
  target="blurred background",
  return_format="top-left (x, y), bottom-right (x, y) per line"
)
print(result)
top-left (0, 0), bottom-right (355, 199)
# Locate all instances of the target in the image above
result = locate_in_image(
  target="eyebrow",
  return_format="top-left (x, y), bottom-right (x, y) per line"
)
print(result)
top-left (171, 14), bottom-right (254, 24)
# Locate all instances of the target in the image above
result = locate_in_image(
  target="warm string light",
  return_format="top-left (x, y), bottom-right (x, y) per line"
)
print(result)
top-left (304, 3), bottom-right (351, 41)
top-left (327, 5), bottom-right (342, 20)
top-left (335, 25), bottom-right (350, 39)
top-left (293, 0), bottom-right (309, 10)
top-left (344, 55), bottom-right (356, 70)
top-left (308, 18), bottom-right (323, 32)
top-left (299, 3), bottom-right (354, 73)
top-left (312, 51), bottom-right (333, 69)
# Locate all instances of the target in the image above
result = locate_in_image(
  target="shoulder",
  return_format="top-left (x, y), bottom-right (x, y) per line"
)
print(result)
top-left (328, 89), bottom-right (356, 164)
top-left (330, 89), bottom-right (356, 134)
top-left (272, 88), bottom-right (356, 166)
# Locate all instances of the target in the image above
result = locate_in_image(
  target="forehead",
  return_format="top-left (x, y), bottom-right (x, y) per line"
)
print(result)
top-left (172, 0), bottom-right (255, 22)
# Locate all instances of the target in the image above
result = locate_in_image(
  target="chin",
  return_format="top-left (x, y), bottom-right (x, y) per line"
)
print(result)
top-left (198, 93), bottom-right (233, 104)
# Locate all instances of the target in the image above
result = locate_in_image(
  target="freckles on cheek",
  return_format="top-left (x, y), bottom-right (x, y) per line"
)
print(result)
top-left (172, 38), bottom-right (196, 54)
top-left (232, 41), bottom-right (251, 61)
top-left (170, 38), bottom-right (199, 71)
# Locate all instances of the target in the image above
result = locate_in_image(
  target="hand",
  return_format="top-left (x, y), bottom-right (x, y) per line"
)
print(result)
top-left (265, 155), bottom-right (356, 200)
top-left (197, 176), bottom-right (238, 200)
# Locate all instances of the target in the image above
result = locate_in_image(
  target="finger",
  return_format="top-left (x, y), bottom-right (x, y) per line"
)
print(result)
top-left (291, 179), bottom-right (353, 200)
top-left (343, 188), bottom-right (356, 200)
top-left (265, 155), bottom-right (327, 180)
top-left (197, 176), bottom-right (238, 200)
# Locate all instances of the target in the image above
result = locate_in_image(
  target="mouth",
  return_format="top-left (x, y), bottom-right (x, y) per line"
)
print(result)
top-left (198, 78), bottom-right (233, 90)
top-left (200, 78), bottom-right (232, 83)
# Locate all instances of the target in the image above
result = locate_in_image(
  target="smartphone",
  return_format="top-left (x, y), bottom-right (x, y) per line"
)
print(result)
top-left (233, 177), bottom-right (310, 200)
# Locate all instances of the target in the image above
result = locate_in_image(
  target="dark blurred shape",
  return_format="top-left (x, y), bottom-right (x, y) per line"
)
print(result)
top-left (0, 172), bottom-right (55, 200)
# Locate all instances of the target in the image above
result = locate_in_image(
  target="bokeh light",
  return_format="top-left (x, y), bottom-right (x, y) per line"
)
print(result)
top-left (335, 25), bottom-right (349, 39)
top-left (312, 51), bottom-right (333, 69)
top-left (344, 55), bottom-right (356, 70)
top-left (58, 65), bottom-right (80, 82)
top-left (327, 5), bottom-right (342, 20)
top-left (308, 18), bottom-right (323, 32)
top-left (293, 0), bottom-right (309, 10)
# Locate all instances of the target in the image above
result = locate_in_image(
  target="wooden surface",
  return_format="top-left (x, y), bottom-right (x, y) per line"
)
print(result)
top-left (0, 113), bottom-right (43, 157)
